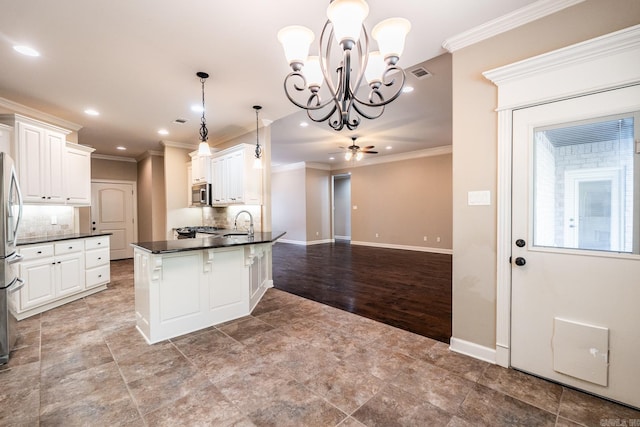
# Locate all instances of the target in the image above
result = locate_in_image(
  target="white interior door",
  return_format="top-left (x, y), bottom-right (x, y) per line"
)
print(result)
top-left (511, 85), bottom-right (640, 409)
top-left (91, 181), bottom-right (136, 260)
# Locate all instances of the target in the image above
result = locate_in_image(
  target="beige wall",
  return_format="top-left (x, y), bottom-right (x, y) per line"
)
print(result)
top-left (91, 158), bottom-right (137, 181)
top-left (305, 167), bottom-right (332, 241)
top-left (334, 153), bottom-right (452, 249)
top-left (451, 0), bottom-right (640, 348)
top-left (136, 153), bottom-right (167, 242)
top-left (163, 145), bottom-right (200, 238)
top-left (272, 166), bottom-right (306, 241)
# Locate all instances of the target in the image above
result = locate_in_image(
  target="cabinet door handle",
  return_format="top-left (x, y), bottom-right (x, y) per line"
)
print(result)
top-left (98, 274), bottom-right (102, 278)
top-left (97, 257), bottom-right (102, 260)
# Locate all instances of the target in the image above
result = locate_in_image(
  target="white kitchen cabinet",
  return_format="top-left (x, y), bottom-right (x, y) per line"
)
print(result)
top-left (0, 123), bottom-right (12, 155)
top-left (64, 143), bottom-right (94, 205)
top-left (12, 236), bottom-right (110, 320)
top-left (84, 236), bottom-right (111, 288)
top-left (190, 152), bottom-right (211, 184)
top-left (18, 254), bottom-right (56, 311)
top-left (16, 120), bottom-right (67, 203)
top-left (134, 242), bottom-right (274, 344)
top-left (211, 144), bottom-right (262, 206)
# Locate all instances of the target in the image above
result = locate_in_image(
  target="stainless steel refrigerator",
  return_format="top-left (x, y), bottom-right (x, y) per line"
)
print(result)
top-left (0, 152), bottom-right (23, 364)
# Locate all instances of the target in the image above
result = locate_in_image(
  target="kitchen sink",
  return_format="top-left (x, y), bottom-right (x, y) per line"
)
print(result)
top-left (223, 232), bottom-right (249, 237)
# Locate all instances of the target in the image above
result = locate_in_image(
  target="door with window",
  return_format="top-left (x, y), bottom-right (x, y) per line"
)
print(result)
top-left (511, 85), bottom-right (640, 408)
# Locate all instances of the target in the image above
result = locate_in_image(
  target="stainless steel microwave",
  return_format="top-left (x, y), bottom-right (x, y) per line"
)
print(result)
top-left (191, 183), bottom-right (211, 207)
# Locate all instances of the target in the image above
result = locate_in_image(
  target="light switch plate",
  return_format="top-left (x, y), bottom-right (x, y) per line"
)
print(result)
top-left (468, 190), bottom-right (491, 206)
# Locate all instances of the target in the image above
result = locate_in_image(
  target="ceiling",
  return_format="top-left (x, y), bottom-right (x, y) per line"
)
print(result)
top-left (0, 0), bottom-right (538, 166)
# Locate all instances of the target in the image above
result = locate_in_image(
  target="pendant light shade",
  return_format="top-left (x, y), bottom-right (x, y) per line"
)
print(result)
top-left (372, 17), bottom-right (411, 61)
top-left (327, 0), bottom-right (369, 45)
top-left (277, 26), bottom-right (315, 69)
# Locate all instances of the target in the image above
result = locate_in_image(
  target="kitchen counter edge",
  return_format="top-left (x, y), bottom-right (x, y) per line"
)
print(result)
top-left (17, 232), bottom-right (113, 246)
top-left (131, 231), bottom-right (287, 254)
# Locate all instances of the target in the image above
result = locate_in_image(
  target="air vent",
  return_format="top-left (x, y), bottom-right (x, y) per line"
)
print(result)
top-left (410, 67), bottom-right (432, 80)
top-left (174, 118), bottom-right (187, 124)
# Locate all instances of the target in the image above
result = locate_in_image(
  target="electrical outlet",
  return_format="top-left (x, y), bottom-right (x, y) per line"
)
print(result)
top-left (375, 233), bottom-right (379, 238)
top-left (353, 205), bottom-right (358, 210)
top-left (423, 236), bottom-right (427, 241)
top-left (50, 215), bottom-right (57, 225)
top-left (316, 231), bottom-right (319, 236)
top-left (437, 236), bottom-right (441, 242)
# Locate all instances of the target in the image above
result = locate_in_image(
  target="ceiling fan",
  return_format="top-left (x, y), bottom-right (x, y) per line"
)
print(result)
top-left (341, 136), bottom-right (378, 161)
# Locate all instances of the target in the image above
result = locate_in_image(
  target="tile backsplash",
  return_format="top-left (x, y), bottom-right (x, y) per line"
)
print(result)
top-left (20, 205), bottom-right (76, 238)
top-left (202, 205), bottom-right (262, 232)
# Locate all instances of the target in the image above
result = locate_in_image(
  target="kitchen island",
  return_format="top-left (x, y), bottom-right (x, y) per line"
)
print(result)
top-left (131, 231), bottom-right (285, 344)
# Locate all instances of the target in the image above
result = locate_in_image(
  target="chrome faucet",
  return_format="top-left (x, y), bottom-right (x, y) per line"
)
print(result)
top-left (233, 210), bottom-right (254, 236)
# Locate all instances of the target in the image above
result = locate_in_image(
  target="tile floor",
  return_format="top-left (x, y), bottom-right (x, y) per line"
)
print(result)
top-left (1, 259), bottom-right (639, 426)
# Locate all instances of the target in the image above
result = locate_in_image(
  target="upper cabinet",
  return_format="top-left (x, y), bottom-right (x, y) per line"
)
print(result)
top-left (15, 118), bottom-right (68, 203)
top-left (65, 143), bottom-right (94, 205)
top-left (0, 114), bottom-right (94, 206)
top-left (211, 144), bottom-right (262, 206)
top-left (190, 152), bottom-right (211, 184)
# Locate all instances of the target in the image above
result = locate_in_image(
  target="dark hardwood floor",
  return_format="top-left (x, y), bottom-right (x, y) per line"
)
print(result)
top-left (272, 240), bottom-right (452, 343)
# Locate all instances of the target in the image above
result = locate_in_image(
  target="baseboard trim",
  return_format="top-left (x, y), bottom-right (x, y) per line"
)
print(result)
top-left (351, 240), bottom-right (453, 255)
top-left (334, 235), bottom-right (351, 240)
top-left (277, 238), bottom-right (335, 246)
top-left (449, 337), bottom-right (496, 364)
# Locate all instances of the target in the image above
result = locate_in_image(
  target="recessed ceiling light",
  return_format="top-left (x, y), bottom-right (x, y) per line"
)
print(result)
top-left (191, 105), bottom-right (204, 113)
top-left (299, 122), bottom-right (309, 127)
top-left (116, 146), bottom-right (126, 151)
top-left (386, 146), bottom-right (393, 150)
top-left (158, 129), bottom-right (169, 135)
top-left (329, 157), bottom-right (335, 160)
top-left (402, 86), bottom-right (414, 93)
top-left (13, 45), bottom-right (40, 57)
top-left (84, 109), bottom-right (100, 116)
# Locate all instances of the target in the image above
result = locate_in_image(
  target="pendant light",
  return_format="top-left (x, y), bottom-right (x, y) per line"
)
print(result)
top-left (253, 105), bottom-right (263, 169)
top-left (196, 72), bottom-right (212, 157)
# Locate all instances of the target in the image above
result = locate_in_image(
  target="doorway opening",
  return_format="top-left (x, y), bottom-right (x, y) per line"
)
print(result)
top-left (332, 174), bottom-right (351, 242)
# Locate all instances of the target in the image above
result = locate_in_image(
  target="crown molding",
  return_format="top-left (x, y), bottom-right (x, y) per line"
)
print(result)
top-left (331, 145), bottom-right (452, 170)
top-left (271, 162), bottom-right (306, 173)
top-left (92, 154), bottom-right (137, 163)
top-left (160, 140), bottom-right (198, 150)
top-left (135, 150), bottom-right (165, 161)
top-left (0, 96), bottom-right (83, 131)
top-left (442, 0), bottom-right (584, 53)
top-left (306, 162), bottom-right (332, 171)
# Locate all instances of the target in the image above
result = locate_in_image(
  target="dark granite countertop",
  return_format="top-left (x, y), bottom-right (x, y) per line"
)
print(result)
top-left (17, 232), bottom-right (112, 246)
top-left (131, 231), bottom-right (286, 254)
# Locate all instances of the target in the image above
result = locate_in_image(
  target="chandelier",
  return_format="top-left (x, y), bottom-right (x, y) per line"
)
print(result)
top-left (196, 71), bottom-right (212, 156)
top-left (277, 0), bottom-right (411, 131)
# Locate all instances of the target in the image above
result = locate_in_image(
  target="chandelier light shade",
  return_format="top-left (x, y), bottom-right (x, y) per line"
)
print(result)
top-left (278, 0), bottom-right (411, 131)
top-left (253, 105), bottom-right (263, 169)
top-left (196, 71), bottom-right (212, 157)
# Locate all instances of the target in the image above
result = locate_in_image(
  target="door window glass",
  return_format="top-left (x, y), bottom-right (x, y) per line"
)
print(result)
top-left (533, 115), bottom-right (638, 253)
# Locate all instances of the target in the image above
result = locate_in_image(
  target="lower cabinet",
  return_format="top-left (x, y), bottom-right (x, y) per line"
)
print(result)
top-left (134, 243), bottom-right (273, 344)
top-left (13, 236), bottom-right (111, 320)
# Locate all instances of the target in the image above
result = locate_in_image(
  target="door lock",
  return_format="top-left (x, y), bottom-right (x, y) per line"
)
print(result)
top-left (515, 239), bottom-right (526, 248)
top-left (514, 257), bottom-right (526, 266)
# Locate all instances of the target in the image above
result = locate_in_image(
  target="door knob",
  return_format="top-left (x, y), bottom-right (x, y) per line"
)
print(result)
top-left (515, 239), bottom-right (526, 248)
top-left (514, 257), bottom-right (526, 266)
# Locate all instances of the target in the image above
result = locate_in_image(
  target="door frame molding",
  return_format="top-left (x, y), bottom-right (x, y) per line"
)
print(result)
top-left (483, 24), bottom-right (640, 367)
top-left (91, 179), bottom-right (138, 257)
